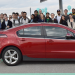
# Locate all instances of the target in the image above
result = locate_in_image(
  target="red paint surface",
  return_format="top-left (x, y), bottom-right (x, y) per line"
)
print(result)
top-left (0, 23), bottom-right (75, 59)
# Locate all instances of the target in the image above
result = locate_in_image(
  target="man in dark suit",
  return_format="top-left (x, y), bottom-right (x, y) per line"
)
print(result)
top-left (1, 16), bottom-right (12, 29)
top-left (64, 9), bottom-right (69, 21)
top-left (34, 10), bottom-right (39, 23)
top-left (51, 13), bottom-right (58, 23)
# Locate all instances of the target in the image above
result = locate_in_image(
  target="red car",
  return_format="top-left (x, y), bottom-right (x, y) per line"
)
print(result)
top-left (0, 23), bottom-right (75, 66)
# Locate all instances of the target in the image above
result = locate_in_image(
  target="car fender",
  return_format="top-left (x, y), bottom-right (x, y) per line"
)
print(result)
top-left (0, 38), bottom-right (24, 55)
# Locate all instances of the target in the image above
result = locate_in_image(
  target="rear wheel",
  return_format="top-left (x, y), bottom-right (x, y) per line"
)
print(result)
top-left (2, 47), bottom-right (22, 66)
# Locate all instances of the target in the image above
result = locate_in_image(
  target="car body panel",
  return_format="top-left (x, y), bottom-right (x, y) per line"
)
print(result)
top-left (0, 23), bottom-right (75, 60)
top-left (15, 24), bottom-right (46, 58)
top-left (17, 37), bottom-right (46, 58)
top-left (45, 39), bottom-right (75, 58)
top-left (42, 24), bottom-right (75, 59)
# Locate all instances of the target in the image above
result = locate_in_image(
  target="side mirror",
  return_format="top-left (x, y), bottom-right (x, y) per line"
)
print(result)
top-left (66, 33), bottom-right (73, 39)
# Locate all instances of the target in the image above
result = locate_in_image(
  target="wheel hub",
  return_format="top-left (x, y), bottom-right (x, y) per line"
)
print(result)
top-left (4, 50), bottom-right (18, 64)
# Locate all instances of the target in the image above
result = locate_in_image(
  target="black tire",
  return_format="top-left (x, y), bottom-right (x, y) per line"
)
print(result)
top-left (2, 47), bottom-right (22, 66)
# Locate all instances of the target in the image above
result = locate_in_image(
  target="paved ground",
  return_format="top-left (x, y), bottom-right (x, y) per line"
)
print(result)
top-left (0, 59), bottom-right (75, 73)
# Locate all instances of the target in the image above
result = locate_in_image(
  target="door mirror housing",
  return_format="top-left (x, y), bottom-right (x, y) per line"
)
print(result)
top-left (66, 33), bottom-right (74, 39)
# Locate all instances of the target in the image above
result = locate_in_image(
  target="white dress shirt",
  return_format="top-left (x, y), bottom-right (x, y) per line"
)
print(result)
top-left (20, 17), bottom-right (29, 24)
top-left (5, 21), bottom-right (8, 26)
top-left (57, 15), bottom-right (61, 24)
top-left (5, 21), bottom-right (8, 29)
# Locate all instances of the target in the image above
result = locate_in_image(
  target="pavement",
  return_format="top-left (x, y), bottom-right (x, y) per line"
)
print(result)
top-left (0, 59), bottom-right (75, 73)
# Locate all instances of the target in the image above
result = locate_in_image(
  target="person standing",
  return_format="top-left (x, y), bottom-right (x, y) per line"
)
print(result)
top-left (72, 8), bottom-right (75, 19)
top-left (29, 14), bottom-right (35, 23)
top-left (20, 12), bottom-right (29, 24)
top-left (16, 12), bottom-right (19, 19)
top-left (60, 15), bottom-right (67, 26)
top-left (18, 11), bottom-right (24, 24)
top-left (0, 13), bottom-right (4, 24)
top-left (51, 13), bottom-right (58, 23)
top-left (45, 12), bottom-right (52, 23)
top-left (64, 9), bottom-right (69, 21)
top-left (34, 10), bottom-right (39, 23)
top-left (67, 14), bottom-right (75, 30)
top-left (19, 14), bottom-right (22, 19)
top-left (72, 8), bottom-right (75, 15)
top-left (38, 13), bottom-right (45, 22)
top-left (21, 11), bottom-right (24, 18)
top-left (3, 13), bottom-right (7, 19)
top-left (38, 9), bottom-right (42, 19)
top-left (1, 16), bottom-right (12, 29)
top-left (55, 10), bottom-right (62, 24)
top-left (9, 15), bottom-right (12, 21)
top-left (39, 9), bottom-right (42, 15)
top-left (10, 12), bottom-right (16, 26)
top-left (13, 13), bottom-right (20, 26)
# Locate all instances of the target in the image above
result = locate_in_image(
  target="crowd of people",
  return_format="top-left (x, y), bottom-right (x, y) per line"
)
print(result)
top-left (0, 8), bottom-right (75, 30)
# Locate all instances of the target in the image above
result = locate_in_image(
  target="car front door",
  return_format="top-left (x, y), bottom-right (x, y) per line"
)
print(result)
top-left (17, 26), bottom-right (46, 58)
top-left (44, 26), bottom-right (75, 59)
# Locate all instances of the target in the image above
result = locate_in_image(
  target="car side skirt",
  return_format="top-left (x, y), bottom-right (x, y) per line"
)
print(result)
top-left (23, 56), bottom-right (75, 61)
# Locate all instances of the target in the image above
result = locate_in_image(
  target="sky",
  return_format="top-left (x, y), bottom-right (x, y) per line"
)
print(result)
top-left (0, 0), bottom-right (75, 18)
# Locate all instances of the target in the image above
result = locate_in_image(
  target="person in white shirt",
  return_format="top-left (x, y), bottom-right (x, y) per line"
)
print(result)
top-left (55, 10), bottom-right (62, 24)
top-left (10, 13), bottom-right (15, 26)
top-left (20, 12), bottom-right (29, 24)
top-left (11, 13), bottom-right (20, 27)
top-left (14, 13), bottom-right (20, 26)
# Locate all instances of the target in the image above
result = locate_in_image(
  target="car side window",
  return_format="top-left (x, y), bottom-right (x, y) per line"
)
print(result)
top-left (17, 26), bottom-right (42, 37)
top-left (23, 26), bottom-right (41, 36)
top-left (44, 26), bottom-right (67, 39)
top-left (18, 29), bottom-right (23, 36)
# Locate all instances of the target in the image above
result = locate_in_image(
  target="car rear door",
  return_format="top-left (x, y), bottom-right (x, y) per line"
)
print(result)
top-left (16, 25), bottom-right (46, 58)
top-left (43, 25), bottom-right (75, 59)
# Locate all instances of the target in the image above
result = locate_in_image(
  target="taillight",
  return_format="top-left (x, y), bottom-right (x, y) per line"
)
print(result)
top-left (0, 34), bottom-right (7, 38)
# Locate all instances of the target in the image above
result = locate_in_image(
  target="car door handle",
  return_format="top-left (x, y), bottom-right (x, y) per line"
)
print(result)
top-left (49, 40), bottom-right (54, 43)
top-left (20, 38), bottom-right (26, 41)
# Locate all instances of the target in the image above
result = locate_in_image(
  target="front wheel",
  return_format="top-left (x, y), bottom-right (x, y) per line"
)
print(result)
top-left (2, 47), bottom-right (22, 66)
